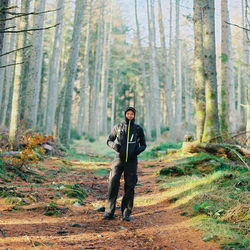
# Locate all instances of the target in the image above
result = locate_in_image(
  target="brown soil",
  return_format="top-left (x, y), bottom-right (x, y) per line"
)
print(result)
top-left (0, 157), bottom-right (219, 249)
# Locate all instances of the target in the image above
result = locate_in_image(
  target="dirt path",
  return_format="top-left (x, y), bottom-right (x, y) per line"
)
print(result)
top-left (0, 158), bottom-right (219, 249)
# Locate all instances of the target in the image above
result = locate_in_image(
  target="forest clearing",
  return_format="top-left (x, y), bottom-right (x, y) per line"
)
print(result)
top-left (0, 0), bottom-right (249, 249)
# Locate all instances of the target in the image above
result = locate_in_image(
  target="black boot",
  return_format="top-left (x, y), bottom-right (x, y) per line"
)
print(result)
top-left (122, 209), bottom-right (131, 221)
top-left (102, 212), bottom-right (115, 220)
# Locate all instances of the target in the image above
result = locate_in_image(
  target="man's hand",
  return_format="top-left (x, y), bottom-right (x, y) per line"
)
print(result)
top-left (113, 143), bottom-right (120, 152)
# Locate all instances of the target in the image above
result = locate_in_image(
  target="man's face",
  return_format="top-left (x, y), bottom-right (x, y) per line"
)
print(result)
top-left (126, 110), bottom-right (135, 120)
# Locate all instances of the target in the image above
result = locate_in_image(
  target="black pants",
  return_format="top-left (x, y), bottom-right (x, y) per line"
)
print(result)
top-left (105, 158), bottom-right (138, 216)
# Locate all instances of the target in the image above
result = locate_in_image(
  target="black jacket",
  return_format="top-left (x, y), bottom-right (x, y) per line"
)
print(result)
top-left (107, 118), bottom-right (146, 162)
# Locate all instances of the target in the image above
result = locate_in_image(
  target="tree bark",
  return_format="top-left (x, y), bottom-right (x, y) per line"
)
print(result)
top-left (135, 0), bottom-right (151, 140)
top-left (150, 0), bottom-right (161, 139)
top-left (193, 0), bottom-right (206, 142)
top-left (9, 0), bottom-right (26, 147)
top-left (23, 0), bottom-right (46, 129)
top-left (202, 0), bottom-right (220, 142)
top-left (45, 0), bottom-right (65, 135)
top-left (175, 0), bottom-right (182, 137)
top-left (0, 0), bottom-right (9, 55)
top-left (0, 1), bottom-right (16, 126)
top-left (221, 0), bottom-right (236, 134)
top-left (158, 0), bottom-right (175, 139)
top-left (77, 0), bottom-right (92, 136)
top-left (61, 0), bottom-right (86, 146)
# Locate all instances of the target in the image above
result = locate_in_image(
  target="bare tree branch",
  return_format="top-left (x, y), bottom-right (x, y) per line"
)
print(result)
top-left (1, 25), bottom-right (16, 31)
top-left (0, 23), bottom-right (60, 33)
top-left (0, 45), bottom-right (32, 57)
top-left (0, 62), bottom-right (24, 69)
top-left (0, 5), bottom-right (18, 12)
top-left (225, 21), bottom-right (250, 32)
top-left (0, 7), bottom-right (62, 22)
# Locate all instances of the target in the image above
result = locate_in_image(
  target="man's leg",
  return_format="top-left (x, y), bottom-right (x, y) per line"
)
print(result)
top-left (121, 159), bottom-right (137, 220)
top-left (104, 158), bottom-right (124, 216)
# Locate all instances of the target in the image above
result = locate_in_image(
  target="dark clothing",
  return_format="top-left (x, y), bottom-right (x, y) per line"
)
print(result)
top-left (107, 118), bottom-right (146, 162)
top-left (105, 158), bottom-right (138, 216)
top-left (105, 116), bottom-right (146, 216)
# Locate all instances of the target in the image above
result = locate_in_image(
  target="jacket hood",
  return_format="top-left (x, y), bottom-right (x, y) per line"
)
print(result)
top-left (124, 106), bottom-right (136, 125)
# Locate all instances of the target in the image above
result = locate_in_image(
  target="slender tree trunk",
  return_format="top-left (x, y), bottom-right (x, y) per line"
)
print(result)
top-left (45, 0), bottom-right (65, 135)
top-left (110, 77), bottom-right (116, 131)
top-left (175, 0), bottom-right (182, 137)
top-left (0, 0), bottom-right (9, 55)
top-left (146, 0), bottom-right (155, 134)
top-left (202, 0), bottom-right (220, 142)
top-left (135, 0), bottom-right (151, 139)
top-left (20, 0), bottom-right (31, 120)
top-left (0, 23), bottom-right (8, 115)
top-left (150, 0), bottom-right (161, 139)
top-left (9, 0), bottom-right (26, 146)
top-left (103, 7), bottom-right (113, 136)
top-left (221, 0), bottom-right (236, 135)
top-left (158, 0), bottom-right (175, 139)
top-left (77, 0), bottom-right (92, 136)
top-left (89, 3), bottom-right (104, 138)
top-left (61, 0), bottom-right (87, 146)
top-left (23, 0), bottom-right (46, 129)
top-left (0, 2), bottom-right (16, 126)
top-left (237, 60), bottom-right (241, 129)
top-left (193, 0), bottom-right (206, 142)
top-left (99, 19), bottom-right (108, 135)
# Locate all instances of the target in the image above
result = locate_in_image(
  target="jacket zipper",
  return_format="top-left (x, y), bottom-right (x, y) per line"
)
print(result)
top-left (125, 120), bottom-right (131, 162)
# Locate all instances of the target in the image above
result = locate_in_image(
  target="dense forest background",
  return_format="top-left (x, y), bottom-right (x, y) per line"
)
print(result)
top-left (0, 0), bottom-right (249, 147)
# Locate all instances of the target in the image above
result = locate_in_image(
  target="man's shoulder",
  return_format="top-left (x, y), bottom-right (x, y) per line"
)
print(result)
top-left (134, 123), bottom-right (144, 132)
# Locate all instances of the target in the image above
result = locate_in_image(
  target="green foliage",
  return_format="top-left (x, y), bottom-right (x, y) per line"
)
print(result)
top-left (220, 53), bottom-right (228, 63)
top-left (84, 136), bottom-right (95, 142)
top-left (70, 129), bottom-right (81, 140)
top-left (63, 183), bottom-right (87, 204)
top-left (94, 168), bottom-right (109, 177)
top-left (43, 201), bottom-right (68, 216)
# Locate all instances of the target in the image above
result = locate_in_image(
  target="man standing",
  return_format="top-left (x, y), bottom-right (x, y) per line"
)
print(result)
top-left (103, 106), bottom-right (147, 221)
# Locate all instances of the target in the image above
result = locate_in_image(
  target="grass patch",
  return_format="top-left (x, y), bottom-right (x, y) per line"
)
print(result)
top-left (94, 168), bottom-right (109, 177)
top-left (156, 151), bottom-right (249, 248)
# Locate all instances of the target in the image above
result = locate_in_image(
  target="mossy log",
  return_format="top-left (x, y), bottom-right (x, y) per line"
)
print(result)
top-left (182, 142), bottom-right (250, 160)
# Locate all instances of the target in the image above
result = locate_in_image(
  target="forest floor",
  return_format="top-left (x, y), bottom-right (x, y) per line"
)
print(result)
top-left (0, 140), bottom-right (221, 249)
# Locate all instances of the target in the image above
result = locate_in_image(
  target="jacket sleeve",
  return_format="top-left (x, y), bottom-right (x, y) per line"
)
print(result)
top-left (136, 126), bottom-right (147, 155)
top-left (107, 124), bottom-right (120, 152)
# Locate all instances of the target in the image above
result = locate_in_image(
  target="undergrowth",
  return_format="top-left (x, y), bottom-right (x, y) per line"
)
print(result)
top-left (158, 152), bottom-right (249, 249)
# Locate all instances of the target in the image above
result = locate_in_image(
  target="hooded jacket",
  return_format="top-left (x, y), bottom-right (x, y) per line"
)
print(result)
top-left (107, 107), bottom-right (146, 162)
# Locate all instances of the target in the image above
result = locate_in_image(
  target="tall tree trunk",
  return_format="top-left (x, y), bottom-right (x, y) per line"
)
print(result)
top-left (221, 0), bottom-right (236, 135)
top-left (77, 0), bottom-right (92, 136)
top-left (237, 60), bottom-right (241, 129)
top-left (0, 19), bottom-right (9, 115)
top-left (202, 0), bottom-right (220, 142)
top-left (99, 18), bottom-right (109, 136)
top-left (158, 0), bottom-right (175, 139)
top-left (0, 0), bottom-right (9, 55)
top-left (193, 0), bottom-right (206, 142)
top-left (135, 0), bottom-right (151, 140)
top-left (9, 0), bottom-right (26, 147)
top-left (61, 0), bottom-right (86, 146)
top-left (89, 2), bottom-right (104, 138)
top-left (45, 0), bottom-right (65, 135)
top-left (175, 0), bottom-right (182, 137)
top-left (23, 0), bottom-right (46, 129)
top-left (1, 7), bottom-right (16, 126)
top-left (150, 0), bottom-right (161, 139)
top-left (146, 0), bottom-right (155, 135)
top-left (111, 77), bottom-right (116, 130)
top-left (103, 6), bottom-right (113, 136)
top-left (20, 0), bottom-right (31, 120)
top-left (242, 0), bottom-right (249, 124)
